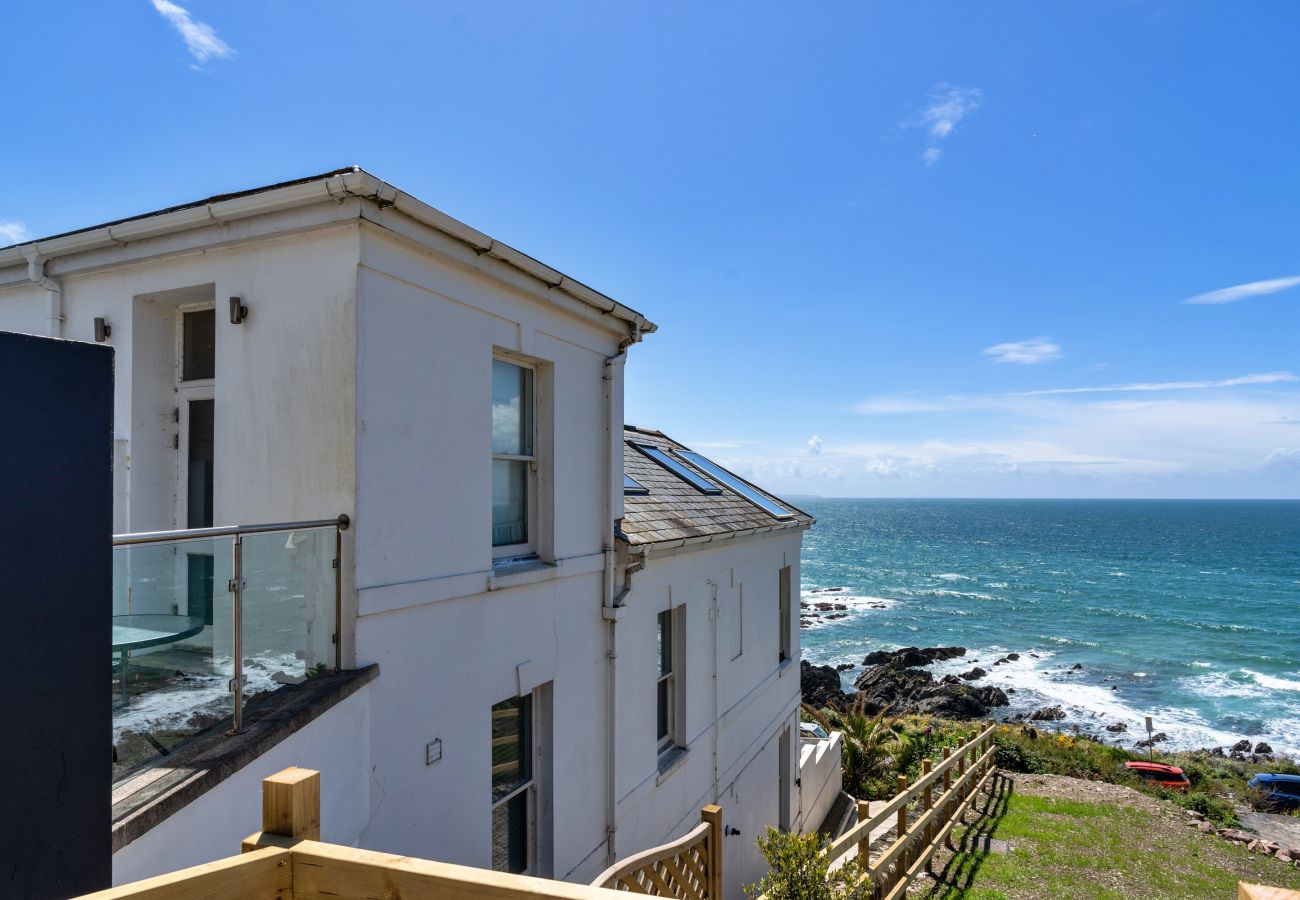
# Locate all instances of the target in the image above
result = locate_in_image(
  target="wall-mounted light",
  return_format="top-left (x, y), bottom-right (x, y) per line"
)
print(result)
top-left (229, 296), bottom-right (249, 325)
top-left (93, 317), bottom-right (111, 342)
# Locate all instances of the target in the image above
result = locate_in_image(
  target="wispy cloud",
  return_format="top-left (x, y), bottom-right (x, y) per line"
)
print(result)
top-left (1263, 448), bottom-right (1300, 469)
top-left (1020, 371), bottom-right (1297, 397)
top-left (150, 0), bottom-right (234, 64)
top-left (910, 84), bottom-right (983, 166)
top-left (1184, 275), bottom-right (1300, 306)
top-left (983, 337), bottom-right (1062, 365)
top-left (806, 435), bottom-right (823, 456)
top-left (0, 221), bottom-right (30, 245)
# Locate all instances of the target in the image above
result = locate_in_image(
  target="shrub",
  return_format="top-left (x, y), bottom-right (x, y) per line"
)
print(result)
top-left (993, 734), bottom-right (1045, 773)
top-left (745, 828), bottom-right (868, 900)
top-left (1176, 791), bottom-right (1238, 828)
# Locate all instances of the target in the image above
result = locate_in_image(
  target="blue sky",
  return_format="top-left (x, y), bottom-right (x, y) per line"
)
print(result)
top-left (3, 2), bottom-right (1298, 498)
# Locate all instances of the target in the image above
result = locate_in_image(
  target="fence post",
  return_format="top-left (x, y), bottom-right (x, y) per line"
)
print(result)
top-left (856, 798), bottom-right (872, 863)
top-left (922, 759), bottom-right (933, 843)
top-left (262, 767), bottom-right (321, 841)
top-left (701, 804), bottom-right (723, 900)
top-left (942, 748), bottom-right (952, 793)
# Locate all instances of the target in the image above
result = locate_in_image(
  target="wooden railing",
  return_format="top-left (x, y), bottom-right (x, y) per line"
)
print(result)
top-left (591, 805), bottom-right (723, 898)
top-left (825, 724), bottom-right (998, 900)
top-left (81, 767), bottom-right (633, 900)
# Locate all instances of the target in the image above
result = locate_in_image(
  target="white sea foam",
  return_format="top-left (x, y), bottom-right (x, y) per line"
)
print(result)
top-left (934, 573), bottom-right (972, 582)
top-left (1244, 670), bottom-right (1300, 693)
top-left (1189, 660), bottom-right (1213, 668)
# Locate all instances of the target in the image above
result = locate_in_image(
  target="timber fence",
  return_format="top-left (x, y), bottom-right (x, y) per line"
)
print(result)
top-left (590, 805), bottom-right (723, 899)
top-left (826, 723), bottom-right (998, 900)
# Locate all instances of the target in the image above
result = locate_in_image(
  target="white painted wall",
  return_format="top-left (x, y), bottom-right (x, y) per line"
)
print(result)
top-left (796, 732), bottom-right (843, 836)
top-left (612, 531), bottom-right (805, 900)
top-left (0, 220), bottom-right (359, 532)
top-left (110, 683), bottom-right (373, 885)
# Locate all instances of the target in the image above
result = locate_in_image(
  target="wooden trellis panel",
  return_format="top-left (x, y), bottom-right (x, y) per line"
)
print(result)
top-left (591, 805), bottom-right (723, 899)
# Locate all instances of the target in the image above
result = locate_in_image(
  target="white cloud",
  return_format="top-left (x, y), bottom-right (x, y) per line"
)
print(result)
top-left (983, 337), bottom-right (1062, 365)
top-left (0, 221), bottom-right (30, 245)
top-left (1021, 371), bottom-right (1297, 396)
top-left (1184, 275), bottom-right (1300, 306)
top-left (806, 435), bottom-right (823, 455)
top-left (910, 84), bottom-right (982, 165)
top-left (1263, 448), bottom-right (1300, 469)
top-left (150, 0), bottom-right (234, 63)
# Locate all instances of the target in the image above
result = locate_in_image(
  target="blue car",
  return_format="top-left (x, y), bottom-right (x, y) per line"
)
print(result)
top-left (1247, 774), bottom-right (1300, 811)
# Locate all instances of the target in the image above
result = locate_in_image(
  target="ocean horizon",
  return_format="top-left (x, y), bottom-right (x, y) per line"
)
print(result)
top-left (797, 498), bottom-right (1300, 755)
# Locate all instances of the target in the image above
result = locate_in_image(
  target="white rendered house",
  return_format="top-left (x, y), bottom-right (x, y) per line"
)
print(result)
top-left (0, 169), bottom-right (827, 897)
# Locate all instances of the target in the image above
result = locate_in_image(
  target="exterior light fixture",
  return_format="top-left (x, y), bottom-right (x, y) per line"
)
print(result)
top-left (94, 317), bottom-right (111, 342)
top-left (229, 296), bottom-right (249, 325)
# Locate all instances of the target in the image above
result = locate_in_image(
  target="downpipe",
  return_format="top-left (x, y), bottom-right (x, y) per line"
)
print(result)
top-left (21, 247), bottom-right (63, 338)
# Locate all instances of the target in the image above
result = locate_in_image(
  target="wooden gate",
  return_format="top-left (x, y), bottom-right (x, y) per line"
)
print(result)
top-left (591, 805), bottom-right (723, 899)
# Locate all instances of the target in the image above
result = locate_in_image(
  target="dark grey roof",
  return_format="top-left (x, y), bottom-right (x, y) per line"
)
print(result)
top-left (620, 426), bottom-right (813, 547)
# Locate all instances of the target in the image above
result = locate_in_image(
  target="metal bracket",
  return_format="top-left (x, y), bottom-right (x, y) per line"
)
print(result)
top-left (227, 674), bottom-right (247, 693)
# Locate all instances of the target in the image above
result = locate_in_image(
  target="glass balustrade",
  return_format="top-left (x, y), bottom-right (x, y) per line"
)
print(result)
top-left (111, 517), bottom-right (345, 781)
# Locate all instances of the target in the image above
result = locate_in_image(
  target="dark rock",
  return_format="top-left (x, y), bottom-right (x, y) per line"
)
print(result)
top-left (1029, 653), bottom-right (1040, 658)
top-left (835, 663), bottom-right (856, 672)
top-left (1110, 686), bottom-right (1119, 691)
top-left (826, 613), bottom-right (847, 620)
top-left (810, 587), bottom-right (845, 593)
top-left (800, 660), bottom-right (848, 709)
top-left (1105, 723), bottom-right (1128, 733)
top-left (940, 674), bottom-right (962, 685)
top-left (1136, 732), bottom-right (1169, 749)
top-left (851, 655), bottom-right (1006, 720)
top-left (1209, 746), bottom-right (1226, 758)
top-left (1006, 687), bottom-right (1016, 694)
top-left (1029, 705), bottom-right (1066, 722)
top-left (1006, 653), bottom-right (1020, 661)
top-left (958, 667), bottom-right (987, 681)
top-left (1070, 663), bottom-right (1083, 671)
top-left (1232, 739), bottom-right (1252, 753)
top-left (833, 603), bottom-right (848, 610)
top-left (861, 646), bottom-right (966, 668)
top-left (1255, 742), bottom-right (1273, 754)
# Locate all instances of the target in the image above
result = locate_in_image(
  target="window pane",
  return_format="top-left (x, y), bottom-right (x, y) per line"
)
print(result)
top-left (491, 696), bottom-right (532, 802)
top-left (657, 678), bottom-right (670, 742)
top-left (676, 450), bottom-right (793, 518)
top-left (657, 610), bottom-right (672, 677)
top-left (182, 309), bottom-right (215, 381)
top-left (492, 360), bottom-right (532, 456)
top-left (491, 790), bottom-right (529, 874)
top-left (187, 399), bottom-right (214, 528)
top-left (492, 459), bottom-right (528, 547)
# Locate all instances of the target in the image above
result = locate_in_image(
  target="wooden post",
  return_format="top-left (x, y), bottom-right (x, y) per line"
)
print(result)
top-left (701, 804), bottom-right (723, 900)
top-left (263, 767), bottom-right (321, 841)
top-left (895, 774), bottom-right (908, 868)
top-left (856, 798), bottom-right (872, 863)
top-left (922, 759), bottom-right (934, 843)
top-left (943, 748), bottom-right (952, 792)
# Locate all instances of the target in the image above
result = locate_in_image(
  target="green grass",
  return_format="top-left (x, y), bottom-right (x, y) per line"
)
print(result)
top-left (922, 783), bottom-right (1300, 900)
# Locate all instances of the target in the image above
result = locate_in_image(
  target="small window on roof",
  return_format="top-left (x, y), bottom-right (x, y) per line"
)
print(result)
top-left (630, 443), bottom-right (721, 494)
top-left (624, 474), bottom-right (649, 495)
top-left (676, 450), bottom-right (793, 518)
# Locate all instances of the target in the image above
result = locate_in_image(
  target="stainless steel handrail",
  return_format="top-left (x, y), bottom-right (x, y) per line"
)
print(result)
top-left (112, 513), bottom-right (350, 733)
top-left (113, 514), bottom-right (349, 546)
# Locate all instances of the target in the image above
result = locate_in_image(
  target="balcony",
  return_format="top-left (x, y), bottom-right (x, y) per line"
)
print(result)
top-left (111, 516), bottom-right (348, 778)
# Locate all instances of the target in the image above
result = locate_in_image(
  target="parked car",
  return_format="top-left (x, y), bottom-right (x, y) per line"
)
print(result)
top-left (1124, 761), bottom-right (1190, 792)
top-left (800, 721), bottom-right (830, 741)
top-left (1247, 774), bottom-right (1300, 811)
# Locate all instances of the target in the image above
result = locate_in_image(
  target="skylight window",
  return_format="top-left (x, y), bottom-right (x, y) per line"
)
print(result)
top-left (624, 474), bottom-right (649, 495)
top-left (630, 443), bottom-right (722, 494)
top-left (675, 451), bottom-right (793, 519)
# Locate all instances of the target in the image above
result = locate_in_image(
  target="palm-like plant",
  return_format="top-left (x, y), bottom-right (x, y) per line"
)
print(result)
top-left (803, 700), bottom-right (903, 798)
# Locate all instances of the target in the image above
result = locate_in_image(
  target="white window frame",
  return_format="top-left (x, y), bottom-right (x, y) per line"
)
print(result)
top-left (490, 694), bottom-right (538, 875)
top-left (491, 355), bottom-right (538, 560)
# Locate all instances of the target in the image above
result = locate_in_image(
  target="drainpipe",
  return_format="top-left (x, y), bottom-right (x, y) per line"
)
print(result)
top-left (21, 247), bottom-right (63, 338)
top-left (601, 323), bottom-right (643, 866)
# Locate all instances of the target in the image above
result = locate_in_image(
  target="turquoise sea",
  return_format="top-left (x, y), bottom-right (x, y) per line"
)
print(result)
top-left (798, 499), bottom-right (1300, 754)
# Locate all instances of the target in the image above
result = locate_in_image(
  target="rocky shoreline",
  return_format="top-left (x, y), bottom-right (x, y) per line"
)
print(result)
top-left (801, 645), bottom-right (1293, 762)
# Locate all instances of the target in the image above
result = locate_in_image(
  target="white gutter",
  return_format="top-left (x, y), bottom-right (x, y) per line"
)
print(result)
top-left (0, 168), bottom-right (657, 338)
top-left (20, 247), bottom-right (62, 337)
